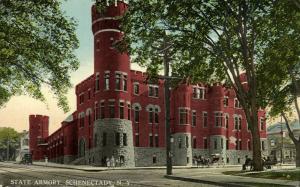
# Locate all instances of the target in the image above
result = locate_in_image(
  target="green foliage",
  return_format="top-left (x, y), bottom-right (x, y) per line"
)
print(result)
top-left (120, 0), bottom-right (300, 170)
top-left (0, 0), bottom-right (79, 112)
top-left (0, 127), bottom-right (20, 148)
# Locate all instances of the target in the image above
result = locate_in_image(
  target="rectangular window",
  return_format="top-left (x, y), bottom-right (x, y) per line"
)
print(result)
top-left (179, 108), bottom-right (188, 125)
top-left (225, 115), bottom-right (229, 128)
top-left (226, 139), bottom-right (229, 150)
top-left (103, 132), bottom-right (107, 146)
top-left (127, 104), bottom-right (131, 120)
top-left (155, 87), bottom-right (159, 97)
top-left (88, 113), bottom-right (91, 126)
top-left (215, 112), bottom-right (223, 127)
top-left (239, 117), bottom-right (242, 130)
top-left (123, 133), bottom-right (127, 146)
top-left (153, 155), bottom-right (157, 164)
top-left (134, 108), bottom-right (139, 122)
top-left (224, 96), bottom-right (228, 107)
top-left (80, 115), bottom-right (84, 128)
top-left (248, 140), bottom-right (251, 150)
top-left (119, 101), bottom-right (124, 119)
top-left (193, 137), bottom-right (197, 148)
top-left (186, 136), bottom-right (189, 148)
top-left (149, 134), bottom-right (153, 147)
top-left (79, 94), bottom-right (84, 104)
top-left (88, 89), bottom-right (91, 100)
top-left (178, 138), bottom-right (182, 149)
top-left (234, 117), bottom-right (239, 130)
top-left (149, 109), bottom-right (154, 123)
top-left (123, 75), bottom-right (127, 91)
top-left (149, 85), bottom-right (159, 97)
top-left (115, 132), bottom-right (120, 146)
top-left (95, 74), bottom-right (100, 91)
top-left (192, 87), bottom-right (197, 98)
top-left (133, 84), bottom-right (139, 95)
top-left (115, 73), bottom-right (121, 90)
top-left (109, 101), bottom-right (115, 118)
top-left (260, 118), bottom-right (264, 130)
top-left (95, 102), bottom-right (100, 120)
top-left (214, 139), bottom-right (217, 149)
top-left (192, 111), bottom-right (196, 127)
top-left (149, 86), bottom-right (154, 96)
top-left (204, 138), bottom-right (208, 149)
top-left (155, 135), bottom-right (159, 147)
top-left (262, 141), bottom-right (265, 151)
top-left (154, 109), bottom-right (159, 123)
top-left (104, 73), bottom-right (110, 90)
top-left (239, 140), bottom-right (242, 150)
top-left (203, 112), bottom-right (208, 127)
top-left (135, 134), bottom-right (139, 147)
top-left (100, 101), bottom-right (105, 119)
top-left (192, 87), bottom-right (205, 99)
top-left (221, 138), bottom-right (223, 149)
top-left (236, 140), bottom-right (238, 150)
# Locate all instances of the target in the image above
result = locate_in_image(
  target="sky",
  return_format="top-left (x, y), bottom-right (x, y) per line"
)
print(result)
top-left (0, 0), bottom-right (142, 133)
top-left (0, 1), bottom-right (92, 133)
top-left (0, 1), bottom-right (291, 133)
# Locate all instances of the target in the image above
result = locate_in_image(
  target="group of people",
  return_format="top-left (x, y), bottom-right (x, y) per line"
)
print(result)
top-left (102, 156), bottom-right (124, 167)
top-left (242, 155), bottom-right (276, 170)
top-left (193, 155), bottom-right (224, 167)
top-left (193, 155), bottom-right (210, 167)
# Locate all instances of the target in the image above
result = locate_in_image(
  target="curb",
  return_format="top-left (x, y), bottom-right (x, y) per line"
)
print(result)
top-left (164, 175), bottom-right (248, 187)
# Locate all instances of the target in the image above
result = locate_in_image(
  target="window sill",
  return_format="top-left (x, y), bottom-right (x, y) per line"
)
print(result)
top-left (148, 96), bottom-right (159, 98)
top-left (192, 98), bottom-right (206, 100)
top-left (115, 89), bottom-right (128, 93)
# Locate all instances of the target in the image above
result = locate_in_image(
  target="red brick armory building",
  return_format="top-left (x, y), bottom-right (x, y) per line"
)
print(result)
top-left (29, 0), bottom-right (267, 167)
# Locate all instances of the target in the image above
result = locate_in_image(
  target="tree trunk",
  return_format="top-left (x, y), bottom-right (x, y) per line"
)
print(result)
top-left (251, 125), bottom-right (263, 171)
top-left (248, 110), bottom-right (263, 171)
top-left (296, 143), bottom-right (300, 168)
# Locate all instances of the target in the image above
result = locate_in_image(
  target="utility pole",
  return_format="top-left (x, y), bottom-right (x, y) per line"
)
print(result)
top-left (6, 139), bottom-right (10, 161)
top-left (163, 38), bottom-right (172, 175)
top-left (280, 115), bottom-right (284, 164)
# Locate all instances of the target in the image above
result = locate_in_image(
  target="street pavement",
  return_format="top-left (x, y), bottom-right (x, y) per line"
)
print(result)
top-left (0, 162), bottom-right (218, 187)
top-left (0, 162), bottom-right (299, 187)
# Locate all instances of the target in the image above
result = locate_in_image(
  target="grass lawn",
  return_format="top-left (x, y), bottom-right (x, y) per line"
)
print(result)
top-left (223, 169), bottom-right (300, 181)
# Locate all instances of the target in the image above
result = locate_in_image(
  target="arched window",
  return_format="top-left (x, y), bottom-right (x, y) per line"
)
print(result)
top-left (149, 108), bottom-right (154, 123)
top-left (134, 106), bottom-right (140, 122)
top-left (78, 112), bottom-right (85, 128)
top-left (132, 103), bottom-right (141, 123)
top-left (224, 114), bottom-right (229, 128)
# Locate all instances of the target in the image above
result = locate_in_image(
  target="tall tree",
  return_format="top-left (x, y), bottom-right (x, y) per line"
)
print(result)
top-left (269, 63), bottom-right (300, 167)
top-left (0, 127), bottom-right (20, 160)
top-left (0, 0), bottom-right (79, 112)
top-left (119, 0), bottom-right (300, 170)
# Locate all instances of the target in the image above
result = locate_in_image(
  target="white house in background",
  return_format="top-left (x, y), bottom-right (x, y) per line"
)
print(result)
top-left (15, 130), bottom-right (29, 163)
top-left (267, 120), bottom-right (300, 163)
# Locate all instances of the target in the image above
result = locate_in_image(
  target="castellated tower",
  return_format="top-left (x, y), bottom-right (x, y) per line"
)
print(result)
top-left (91, 0), bottom-right (135, 167)
top-left (29, 115), bottom-right (49, 161)
top-left (172, 85), bottom-right (193, 166)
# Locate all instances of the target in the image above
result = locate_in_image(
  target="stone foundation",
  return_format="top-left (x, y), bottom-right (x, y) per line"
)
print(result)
top-left (91, 118), bottom-right (135, 167)
top-left (134, 147), bottom-right (166, 166)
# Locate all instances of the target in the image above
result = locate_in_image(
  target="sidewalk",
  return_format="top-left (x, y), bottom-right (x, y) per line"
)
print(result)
top-left (166, 166), bottom-right (300, 187)
top-left (31, 162), bottom-right (300, 186)
top-left (32, 161), bottom-right (204, 171)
